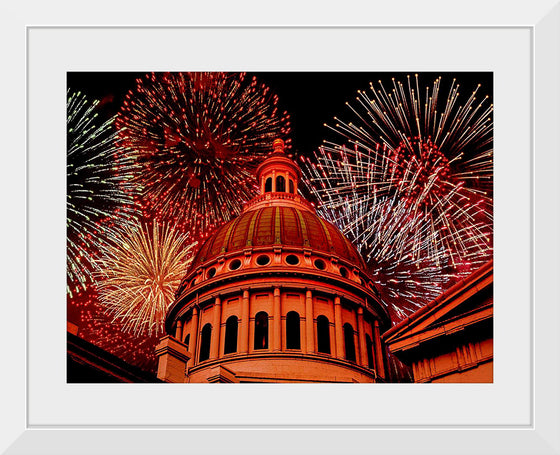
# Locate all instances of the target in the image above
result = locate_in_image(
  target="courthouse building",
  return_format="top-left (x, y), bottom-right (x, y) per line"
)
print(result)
top-left (383, 260), bottom-right (493, 383)
top-left (155, 139), bottom-right (392, 383)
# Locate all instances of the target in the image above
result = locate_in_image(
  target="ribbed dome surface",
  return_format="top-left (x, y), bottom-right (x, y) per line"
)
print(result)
top-left (193, 206), bottom-right (364, 267)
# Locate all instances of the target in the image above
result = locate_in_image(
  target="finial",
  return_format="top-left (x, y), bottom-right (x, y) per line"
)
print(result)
top-left (272, 138), bottom-right (285, 154)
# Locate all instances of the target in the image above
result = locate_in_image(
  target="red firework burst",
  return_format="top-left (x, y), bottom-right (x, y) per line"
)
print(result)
top-left (115, 72), bottom-right (292, 237)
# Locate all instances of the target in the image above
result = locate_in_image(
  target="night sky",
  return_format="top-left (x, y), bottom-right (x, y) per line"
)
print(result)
top-left (67, 71), bottom-right (493, 158)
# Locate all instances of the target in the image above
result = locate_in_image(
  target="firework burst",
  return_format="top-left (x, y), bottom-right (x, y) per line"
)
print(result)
top-left (302, 74), bottom-right (493, 318)
top-left (115, 72), bottom-right (291, 236)
top-left (95, 221), bottom-right (196, 337)
top-left (67, 90), bottom-right (140, 297)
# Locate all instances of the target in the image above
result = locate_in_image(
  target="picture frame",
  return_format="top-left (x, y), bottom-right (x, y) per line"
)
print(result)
top-left (3, 1), bottom-right (559, 453)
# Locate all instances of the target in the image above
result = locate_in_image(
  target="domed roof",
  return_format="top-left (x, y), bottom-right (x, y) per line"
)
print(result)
top-left (192, 204), bottom-right (365, 267)
top-left (189, 138), bottom-right (366, 270)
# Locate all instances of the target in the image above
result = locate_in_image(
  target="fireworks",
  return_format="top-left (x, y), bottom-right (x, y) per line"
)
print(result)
top-left (69, 286), bottom-right (161, 371)
top-left (94, 221), bottom-right (196, 337)
top-left (302, 75), bottom-right (493, 318)
top-left (67, 90), bottom-right (140, 297)
top-left (115, 72), bottom-right (291, 236)
top-left (67, 71), bottom-right (493, 380)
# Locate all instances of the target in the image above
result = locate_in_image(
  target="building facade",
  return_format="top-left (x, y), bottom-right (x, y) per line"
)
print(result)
top-left (156, 139), bottom-right (392, 383)
top-left (383, 260), bottom-right (493, 383)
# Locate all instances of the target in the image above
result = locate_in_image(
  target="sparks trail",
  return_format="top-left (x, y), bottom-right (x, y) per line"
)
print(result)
top-left (301, 75), bottom-right (493, 320)
top-left (69, 287), bottom-right (160, 372)
top-left (115, 72), bottom-right (292, 237)
top-left (66, 90), bottom-right (140, 297)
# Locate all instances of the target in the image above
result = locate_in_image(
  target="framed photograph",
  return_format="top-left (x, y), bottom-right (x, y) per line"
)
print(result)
top-left (3, 1), bottom-right (559, 453)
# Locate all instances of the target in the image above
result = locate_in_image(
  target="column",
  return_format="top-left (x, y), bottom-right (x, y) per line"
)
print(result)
top-left (305, 290), bottom-right (314, 354)
top-left (187, 307), bottom-right (199, 368)
top-left (272, 170), bottom-right (277, 191)
top-left (210, 296), bottom-right (222, 360)
top-left (174, 319), bottom-right (183, 341)
top-left (273, 287), bottom-right (281, 351)
top-left (240, 289), bottom-right (250, 354)
top-left (334, 296), bottom-right (344, 359)
top-left (357, 307), bottom-right (367, 367)
top-left (373, 320), bottom-right (385, 379)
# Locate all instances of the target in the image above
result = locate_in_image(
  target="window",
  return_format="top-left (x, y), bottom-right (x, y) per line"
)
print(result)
top-left (314, 258), bottom-right (326, 270)
top-left (343, 323), bottom-right (356, 362)
top-left (229, 259), bottom-right (242, 270)
top-left (365, 334), bottom-right (374, 369)
top-left (339, 266), bottom-right (349, 278)
top-left (285, 254), bottom-right (299, 265)
top-left (254, 312), bottom-right (269, 350)
top-left (224, 316), bottom-right (238, 354)
top-left (289, 179), bottom-right (295, 194)
top-left (317, 315), bottom-right (331, 354)
top-left (265, 177), bottom-right (272, 192)
top-left (184, 333), bottom-right (190, 351)
top-left (256, 254), bottom-right (271, 266)
top-left (207, 267), bottom-right (216, 278)
top-left (199, 323), bottom-right (212, 362)
top-left (276, 175), bottom-right (286, 192)
top-left (286, 311), bottom-right (301, 349)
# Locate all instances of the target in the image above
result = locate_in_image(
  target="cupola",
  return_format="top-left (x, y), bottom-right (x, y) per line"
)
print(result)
top-left (256, 138), bottom-right (300, 195)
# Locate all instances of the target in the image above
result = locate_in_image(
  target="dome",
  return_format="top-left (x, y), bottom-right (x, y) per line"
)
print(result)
top-left (190, 137), bottom-right (364, 271)
top-left (192, 204), bottom-right (365, 269)
top-left (157, 139), bottom-right (390, 384)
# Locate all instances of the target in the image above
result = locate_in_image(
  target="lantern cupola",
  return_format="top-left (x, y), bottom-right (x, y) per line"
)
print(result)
top-left (256, 138), bottom-right (300, 195)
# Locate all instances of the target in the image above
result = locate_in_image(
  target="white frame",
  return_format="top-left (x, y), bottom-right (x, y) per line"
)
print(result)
top-left (3, 0), bottom-right (559, 453)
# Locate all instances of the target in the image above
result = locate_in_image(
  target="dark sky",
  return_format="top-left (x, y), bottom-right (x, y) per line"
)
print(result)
top-left (67, 71), bottom-right (493, 158)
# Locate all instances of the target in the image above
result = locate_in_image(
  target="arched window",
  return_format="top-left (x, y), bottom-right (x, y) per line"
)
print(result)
top-left (254, 312), bottom-right (269, 350)
top-left (199, 323), bottom-right (212, 362)
top-left (184, 333), bottom-right (190, 351)
top-left (317, 315), bottom-right (331, 354)
top-left (224, 316), bottom-right (238, 354)
top-left (289, 179), bottom-right (295, 194)
top-left (365, 334), bottom-right (374, 369)
top-left (276, 175), bottom-right (286, 192)
top-left (264, 177), bottom-right (272, 193)
top-left (343, 323), bottom-right (356, 362)
top-left (286, 311), bottom-right (301, 349)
